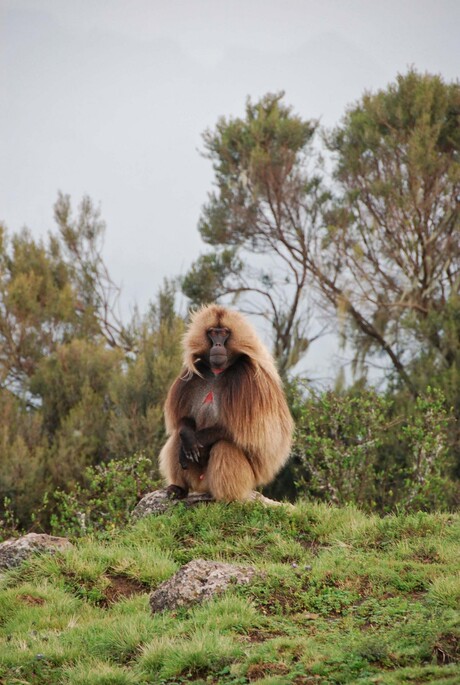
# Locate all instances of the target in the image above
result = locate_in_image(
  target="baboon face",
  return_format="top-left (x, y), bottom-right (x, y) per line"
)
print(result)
top-left (184, 304), bottom-right (263, 377)
top-left (207, 326), bottom-right (230, 371)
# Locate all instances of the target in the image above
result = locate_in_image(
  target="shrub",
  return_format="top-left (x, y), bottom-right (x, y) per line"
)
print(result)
top-left (291, 385), bottom-right (389, 508)
top-left (289, 383), bottom-right (458, 512)
top-left (49, 453), bottom-right (160, 537)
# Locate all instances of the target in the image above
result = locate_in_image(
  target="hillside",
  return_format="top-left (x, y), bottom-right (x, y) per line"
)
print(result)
top-left (0, 501), bottom-right (459, 685)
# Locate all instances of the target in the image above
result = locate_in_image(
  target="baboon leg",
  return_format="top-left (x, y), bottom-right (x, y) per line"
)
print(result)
top-left (207, 441), bottom-right (255, 502)
top-left (165, 484), bottom-right (188, 500)
top-left (159, 434), bottom-right (189, 495)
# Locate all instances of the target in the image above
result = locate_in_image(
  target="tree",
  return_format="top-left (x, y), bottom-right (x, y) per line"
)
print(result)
top-left (30, 338), bottom-right (122, 488)
top-left (0, 222), bottom-right (78, 394)
top-left (324, 69), bottom-right (460, 393)
top-left (54, 192), bottom-right (132, 351)
top-left (0, 197), bottom-right (185, 531)
top-left (0, 193), bottom-right (131, 399)
top-left (185, 73), bottom-right (460, 391)
top-left (182, 93), bottom-right (329, 375)
top-left (0, 388), bottom-right (47, 528)
top-left (108, 281), bottom-right (184, 460)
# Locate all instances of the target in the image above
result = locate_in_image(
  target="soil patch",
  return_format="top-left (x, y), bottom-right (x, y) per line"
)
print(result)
top-left (245, 628), bottom-right (285, 643)
top-left (17, 594), bottom-right (45, 605)
top-left (102, 574), bottom-right (148, 606)
top-left (247, 661), bottom-right (290, 680)
top-left (434, 633), bottom-right (459, 665)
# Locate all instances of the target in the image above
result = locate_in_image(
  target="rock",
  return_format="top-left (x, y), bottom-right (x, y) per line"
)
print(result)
top-left (248, 491), bottom-right (293, 508)
top-left (0, 533), bottom-right (72, 571)
top-left (132, 488), bottom-right (291, 519)
top-left (150, 559), bottom-right (259, 612)
top-left (131, 489), bottom-right (214, 518)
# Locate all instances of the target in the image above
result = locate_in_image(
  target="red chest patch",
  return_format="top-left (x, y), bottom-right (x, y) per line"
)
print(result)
top-left (203, 391), bottom-right (214, 405)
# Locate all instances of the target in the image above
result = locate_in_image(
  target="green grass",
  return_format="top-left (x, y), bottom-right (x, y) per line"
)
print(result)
top-left (0, 502), bottom-right (459, 684)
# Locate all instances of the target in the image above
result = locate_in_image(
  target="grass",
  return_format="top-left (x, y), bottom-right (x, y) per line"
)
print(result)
top-left (0, 501), bottom-right (459, 684)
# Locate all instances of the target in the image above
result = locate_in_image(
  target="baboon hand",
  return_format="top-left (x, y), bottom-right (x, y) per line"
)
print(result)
top-left (179, 424), bottom-right (203, 465)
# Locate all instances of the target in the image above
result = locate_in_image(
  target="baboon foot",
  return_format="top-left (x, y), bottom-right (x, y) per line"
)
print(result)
top-left (165, 484), bottom-right (188, 500)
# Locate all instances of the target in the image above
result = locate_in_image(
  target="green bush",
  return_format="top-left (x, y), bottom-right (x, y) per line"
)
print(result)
top-left (0, 389), bottom-right (48, 535)
top-left (289, 383), bottom-right (459, 512)
top-left (0, 201), bottom-right (183, 534)
top-left (290, 385), bottom-right (389, 508)
top-left (398, 388), bottom-right (458, 510)
top-left (49, 452), bottom-right (160, 537)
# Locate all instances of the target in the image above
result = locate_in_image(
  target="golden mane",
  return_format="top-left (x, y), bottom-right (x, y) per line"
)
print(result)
top-left (183, 304), bottom-right (280, 381)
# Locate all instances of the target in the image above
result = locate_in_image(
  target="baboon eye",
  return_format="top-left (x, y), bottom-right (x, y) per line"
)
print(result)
top-left (207, 327), bottom-right (230, 345)
top-left (208, 327), bottom-right (230, 335)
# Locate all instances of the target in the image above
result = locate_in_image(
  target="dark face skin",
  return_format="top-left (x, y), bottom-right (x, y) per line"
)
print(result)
top-left (207, 327), bottom-right (230, 371)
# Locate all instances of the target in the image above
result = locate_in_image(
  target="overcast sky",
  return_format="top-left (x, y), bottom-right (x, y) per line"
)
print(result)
top-left (1, 0), bottom-right (459, 381)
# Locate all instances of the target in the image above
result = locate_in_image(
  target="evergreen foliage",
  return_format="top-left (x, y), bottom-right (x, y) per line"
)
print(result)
top-left (0, 199), bottom-right (183, 532)
top-left (1, 69), bottom-right (459, 534)
top-left (288, 384), bottom-right (458, 511)
top-left (182, 92), bottom-right (327, 376)
top-left (326, 69), bottom-right (460, 394)
top-left (183, 68), bottom-right (460, 490)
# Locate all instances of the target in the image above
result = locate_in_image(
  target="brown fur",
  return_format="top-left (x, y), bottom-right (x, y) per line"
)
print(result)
top-left (159, 304), bottom-right (294, 501)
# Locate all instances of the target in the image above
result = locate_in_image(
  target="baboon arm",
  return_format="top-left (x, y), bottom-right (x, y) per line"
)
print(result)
top-left (178, 417), bottom-right (199, 467)
top-left (196, 424), bottom-right (230, 446)
top-left (178, 420), bottom-right (231, 470)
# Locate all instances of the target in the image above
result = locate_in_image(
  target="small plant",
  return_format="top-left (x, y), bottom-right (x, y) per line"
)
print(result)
top-left (399, 387), bottom-right (455, 510)
top-left (49, 452), bottom-right (160, 536)
top-left (0, 496), bottom-right (20, 541)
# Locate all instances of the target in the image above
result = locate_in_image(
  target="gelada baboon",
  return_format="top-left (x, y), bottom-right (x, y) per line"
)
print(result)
top-left (159, 304), bottom-right (293, 501)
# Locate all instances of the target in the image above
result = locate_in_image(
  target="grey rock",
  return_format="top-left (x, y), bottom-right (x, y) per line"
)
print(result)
top-left (0, 533), bottom-right (72, 570)
top-left (150, 558), bottom-right (259, 612)
top-left (131, 489), bottom-right (214, 518)
top-left (132, 488), bottom-right (290, 519)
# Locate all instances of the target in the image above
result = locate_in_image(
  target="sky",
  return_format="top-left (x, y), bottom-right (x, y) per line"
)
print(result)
top-left (1, 0), bottom-right (459, 382)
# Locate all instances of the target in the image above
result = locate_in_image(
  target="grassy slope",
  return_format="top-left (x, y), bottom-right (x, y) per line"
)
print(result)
top-left (0, 502), bottom-right (459, 685)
